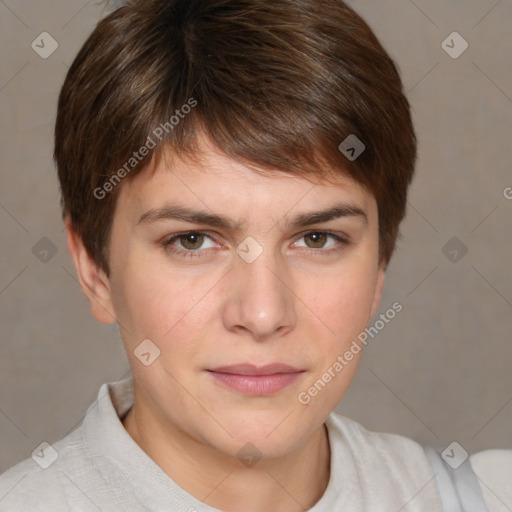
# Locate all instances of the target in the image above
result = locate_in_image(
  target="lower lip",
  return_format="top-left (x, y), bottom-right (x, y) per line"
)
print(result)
top-left (208, 371), bottom-right (303, 396)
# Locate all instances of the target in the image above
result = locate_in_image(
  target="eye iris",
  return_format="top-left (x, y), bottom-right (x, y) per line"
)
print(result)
top-left (181, 233), bottom-right (204, 250)
top-left (306, 232), bottom-right (327, 248)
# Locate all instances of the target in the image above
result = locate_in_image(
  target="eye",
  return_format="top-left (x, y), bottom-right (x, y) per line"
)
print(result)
top-left (163, 231), bottom-right (218, 258)
top-left (293, 231), bottom-right (348, 254)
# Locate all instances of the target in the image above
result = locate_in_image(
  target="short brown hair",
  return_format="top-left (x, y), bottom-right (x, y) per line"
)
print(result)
top-left (55, 0), bottom-right (416, 275)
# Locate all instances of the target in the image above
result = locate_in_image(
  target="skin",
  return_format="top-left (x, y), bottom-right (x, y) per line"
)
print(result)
top-left (66, 133), bottom-right (386, 512)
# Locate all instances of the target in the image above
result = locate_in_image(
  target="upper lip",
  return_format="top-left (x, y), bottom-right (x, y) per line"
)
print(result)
top-left (208, 363), bottom-right (303, 375)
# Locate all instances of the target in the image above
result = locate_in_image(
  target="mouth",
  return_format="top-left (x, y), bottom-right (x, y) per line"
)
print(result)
top-left (206, 363), bottom-right (305, 396)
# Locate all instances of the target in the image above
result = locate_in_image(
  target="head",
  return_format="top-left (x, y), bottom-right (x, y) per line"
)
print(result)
top-left (57, 0), bottom-right (416, 459)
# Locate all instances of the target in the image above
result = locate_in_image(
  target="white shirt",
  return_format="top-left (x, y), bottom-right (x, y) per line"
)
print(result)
top-left (0, 378), bottom-right (510, 511)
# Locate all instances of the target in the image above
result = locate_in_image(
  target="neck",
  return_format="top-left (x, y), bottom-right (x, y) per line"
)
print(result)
top-left (123, 398), bottom-right (331, 512)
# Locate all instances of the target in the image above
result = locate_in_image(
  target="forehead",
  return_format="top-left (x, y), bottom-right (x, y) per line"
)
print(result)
top-left (116, 136), bottom-right (376, 226)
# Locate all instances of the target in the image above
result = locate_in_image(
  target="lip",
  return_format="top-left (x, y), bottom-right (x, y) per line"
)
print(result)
top-left (207, 363), bottom-right (305, 396)
top-left (210, 363), bottom-right (301, 375)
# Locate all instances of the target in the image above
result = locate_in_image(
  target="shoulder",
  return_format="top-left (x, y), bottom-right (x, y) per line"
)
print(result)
top-left (470, 449), bottom-right (512, 510)
top-left (0, 458), bottom-right (65, 511)
top-left (0, 379), bottom-right (137, 512)
top-left (0, 428), bottom-right (90, 511)
top-left (325, 411), bottom-right (441, 509)
top-left (327, 411), bottom-right (432, 468)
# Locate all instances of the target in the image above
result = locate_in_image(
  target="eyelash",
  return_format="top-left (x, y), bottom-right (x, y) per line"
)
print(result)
top-left (161, 230), bottom-right (349, 260)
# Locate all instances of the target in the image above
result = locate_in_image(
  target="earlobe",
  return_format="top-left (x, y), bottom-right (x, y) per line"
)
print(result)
top-left (64, 217), bottom-right (117, 325)
top-left (370, 263), bottom-right (386, 318)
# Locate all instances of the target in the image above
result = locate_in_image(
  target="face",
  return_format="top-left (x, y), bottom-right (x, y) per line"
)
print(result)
top-left (72, 135), bottom-right (385, 460)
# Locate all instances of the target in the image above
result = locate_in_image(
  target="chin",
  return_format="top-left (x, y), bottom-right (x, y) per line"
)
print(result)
top-left (208, 412), bottom-right (314, 460)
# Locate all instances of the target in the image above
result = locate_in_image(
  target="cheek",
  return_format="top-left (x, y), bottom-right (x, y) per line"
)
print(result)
top-left (111, 255), bottom-right (219, 354)
top-left (296, 265), bottom-right (378, 409)
top-left (308, 262), bottom-right (378, 339)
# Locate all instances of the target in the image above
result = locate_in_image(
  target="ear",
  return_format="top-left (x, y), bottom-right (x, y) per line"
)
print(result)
top-left (64, 217), bottom-right (117, 325)
top-left (370, 262), bottom-right (386, 318)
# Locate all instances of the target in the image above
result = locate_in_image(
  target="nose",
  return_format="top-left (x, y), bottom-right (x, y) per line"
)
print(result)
top-left (221, 248), bottom-right (297, 342)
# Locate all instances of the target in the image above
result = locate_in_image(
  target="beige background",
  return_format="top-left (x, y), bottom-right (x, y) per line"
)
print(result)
top-left (1, 0), bottom-right (511, 473)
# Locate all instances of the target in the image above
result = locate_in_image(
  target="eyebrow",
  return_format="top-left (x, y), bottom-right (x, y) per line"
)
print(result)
top-left (136, 202), bottom-right (368, 231)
